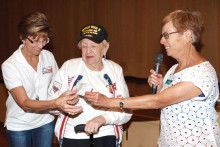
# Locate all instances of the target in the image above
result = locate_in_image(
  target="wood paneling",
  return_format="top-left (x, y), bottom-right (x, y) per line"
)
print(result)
top-left (1, 0), bottom-right (220, 79)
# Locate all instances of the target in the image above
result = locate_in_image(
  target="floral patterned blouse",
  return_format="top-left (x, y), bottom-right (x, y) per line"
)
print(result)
top-left (158, 61), bottom-right (220, 147)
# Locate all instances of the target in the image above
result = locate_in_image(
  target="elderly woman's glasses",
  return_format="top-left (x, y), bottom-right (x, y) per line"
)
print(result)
top-left (27, 38), bottom-right (50, 45)
top-left (161, 31), bottom-right (179, 39)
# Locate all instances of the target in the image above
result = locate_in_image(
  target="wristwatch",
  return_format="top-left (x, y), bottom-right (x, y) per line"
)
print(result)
top-left (119, 98), bottom-right (124, 110)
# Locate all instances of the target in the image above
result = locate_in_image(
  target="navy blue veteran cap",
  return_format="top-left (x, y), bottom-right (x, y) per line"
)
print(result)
top-left (78, 24), bottom-right (108, 43)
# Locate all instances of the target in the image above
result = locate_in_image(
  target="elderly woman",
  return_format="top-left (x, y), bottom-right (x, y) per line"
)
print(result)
top-left (48, 24), bottom-right (132, 147)
top-left (84, 10), bottom-right (220, 146)
top-left (1, 12), bottom-right (82, 147)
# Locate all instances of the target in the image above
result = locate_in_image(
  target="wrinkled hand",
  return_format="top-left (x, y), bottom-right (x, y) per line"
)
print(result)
top-left (84, 92), bottom-right (110, 108)
top-left (148, 69), bottom-right (163, 91)
top-left (66, 90), bottom-right (79, 105)
top-left (56, 90), bottom-right (83, 115)
top-left (85, 116), bottom-right (106, 135)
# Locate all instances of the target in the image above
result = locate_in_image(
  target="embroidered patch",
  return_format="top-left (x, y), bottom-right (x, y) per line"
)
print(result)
top-left (50, 81), bottom-right (62, 95)
top-left (42, 66), bottom-right (53, 74)
top-left (112, 83), bottom-right (117, 91)
top-left (108, 85), bottom-right (113, 94)
top-left (72, 75), bottom-right (83, 90)
top-left (107, 83), bottom-right (117, 94)
top-left (165, 79), bottom-right (173, 85)
top-left (104, 73), bottom-right (118, 94)
top-left (104, 74), bottom-right (113, 85)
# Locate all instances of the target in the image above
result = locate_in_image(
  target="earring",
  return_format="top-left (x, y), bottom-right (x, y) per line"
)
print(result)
top-left (103, 55), bottom-right (106, 60)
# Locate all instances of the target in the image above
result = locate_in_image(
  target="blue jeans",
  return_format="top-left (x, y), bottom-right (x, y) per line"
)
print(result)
top-left (6, 121), bottom-right (54, 147)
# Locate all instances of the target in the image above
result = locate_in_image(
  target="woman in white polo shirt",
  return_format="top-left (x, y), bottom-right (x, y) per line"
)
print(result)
top-left (1, 12), bottom-right (82, 147)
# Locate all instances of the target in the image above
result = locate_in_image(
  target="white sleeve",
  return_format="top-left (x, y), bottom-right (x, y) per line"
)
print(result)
top-left (102, 110), bottom-right (132, 125)
top-left (48, 62), bottom-right (69, 115)
top-left (182, 64), bottom-right (216, 100)
top-left (48, 62), bottom-right (68, 100)
top-left (102, 66), bottom-right (132, 125)
top-left (2, 62), bottom-right (23, 90)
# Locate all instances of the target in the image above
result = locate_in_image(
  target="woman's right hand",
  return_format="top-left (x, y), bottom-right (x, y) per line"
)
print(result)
top-left (84, 92), bottom-right (110, 108)
top-left (55, 90), bottom-right (83, 115)
top-left (148, 69), bottom-right (163, 92)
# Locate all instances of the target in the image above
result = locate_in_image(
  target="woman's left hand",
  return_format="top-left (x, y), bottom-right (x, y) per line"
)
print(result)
top-left (85, 116), bottom-right (106, 135)
top-left (84, 92), bottom-right (110, 108)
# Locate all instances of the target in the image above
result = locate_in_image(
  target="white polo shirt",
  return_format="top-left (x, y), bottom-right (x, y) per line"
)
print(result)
top-left (2, 44), bottom-right (58, 131)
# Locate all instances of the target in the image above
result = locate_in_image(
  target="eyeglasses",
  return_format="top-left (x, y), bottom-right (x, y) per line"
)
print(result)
top-left (161, 31), bottom-right (179, 39)
top-left (27, 38), bottom-right (50, 45)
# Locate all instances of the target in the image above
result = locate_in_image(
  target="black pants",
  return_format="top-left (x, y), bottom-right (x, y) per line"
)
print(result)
top-left (62, 135), bottom-right (116, 147)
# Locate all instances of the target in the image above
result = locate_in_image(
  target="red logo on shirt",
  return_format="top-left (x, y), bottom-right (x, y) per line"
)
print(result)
top-left (42, 66), bottom-right (53, 74)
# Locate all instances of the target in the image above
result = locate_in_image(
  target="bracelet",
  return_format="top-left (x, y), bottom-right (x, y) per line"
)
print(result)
top-left (119, 98), bottom-right (124, 110)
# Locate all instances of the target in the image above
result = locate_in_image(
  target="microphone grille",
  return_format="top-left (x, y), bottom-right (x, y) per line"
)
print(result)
top-left (154, 53), bottom-right (163, 63)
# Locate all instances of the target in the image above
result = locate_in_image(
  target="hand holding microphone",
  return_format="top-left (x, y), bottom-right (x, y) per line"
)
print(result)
top-left (148, 53), bottom-right (163, 94)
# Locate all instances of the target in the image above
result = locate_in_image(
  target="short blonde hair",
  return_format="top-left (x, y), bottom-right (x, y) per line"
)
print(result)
top-left (162, 10), bottom-right (204, 46)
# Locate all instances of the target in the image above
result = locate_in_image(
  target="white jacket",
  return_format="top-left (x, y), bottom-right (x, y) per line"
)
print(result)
top-left (48, 58), bottom-right (132, 145)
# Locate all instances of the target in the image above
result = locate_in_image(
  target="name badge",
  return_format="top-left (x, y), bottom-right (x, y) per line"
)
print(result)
top-left (165, 79), bottom-right (173, 85)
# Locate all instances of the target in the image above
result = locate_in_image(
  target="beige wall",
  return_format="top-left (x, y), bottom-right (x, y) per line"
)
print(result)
top-left (122, 120), bottom-right (160, 147)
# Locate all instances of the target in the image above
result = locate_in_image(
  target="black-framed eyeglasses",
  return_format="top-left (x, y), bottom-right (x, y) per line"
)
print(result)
top-left (161, 31), bottom-right (179, 39)
top-left (27, 38), bottom-right (50, 45)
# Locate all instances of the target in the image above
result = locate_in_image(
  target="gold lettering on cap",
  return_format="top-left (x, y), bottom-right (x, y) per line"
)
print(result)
top-left (82, 29), bottom-right (98, 35)
top-left (82, 26), bottom-right (91, 31)
top-left (91, 25), bottom-right (98, 30)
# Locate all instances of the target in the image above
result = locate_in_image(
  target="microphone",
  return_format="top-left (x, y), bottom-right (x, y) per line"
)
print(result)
top-left (152, 53), bottom-right (163, 94)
